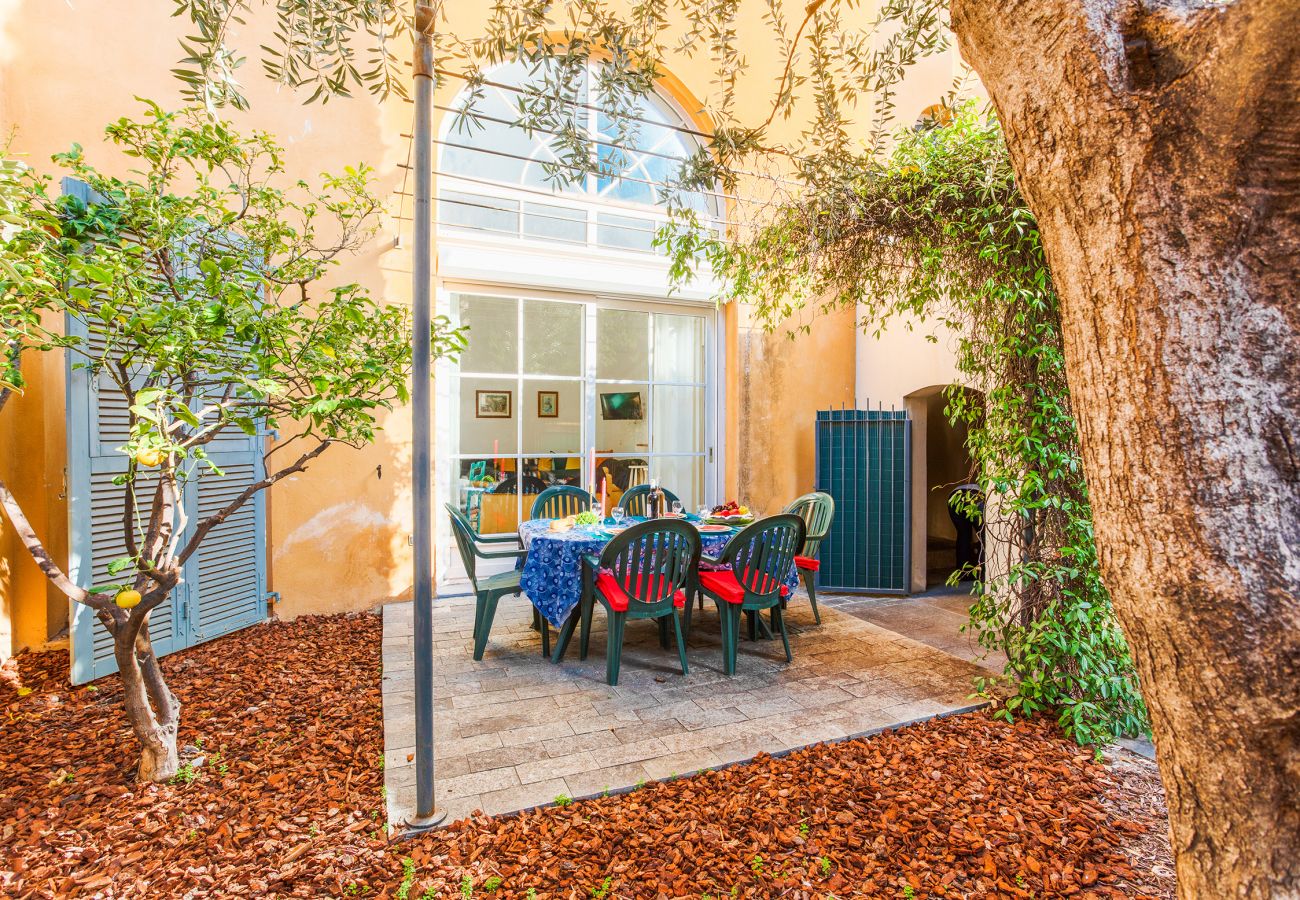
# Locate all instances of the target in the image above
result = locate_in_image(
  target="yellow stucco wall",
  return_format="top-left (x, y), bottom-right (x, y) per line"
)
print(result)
top-left (0, 0), bottom-right (972, 658)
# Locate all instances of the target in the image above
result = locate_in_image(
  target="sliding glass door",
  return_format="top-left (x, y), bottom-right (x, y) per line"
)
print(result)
top-left (441, 289), bottom-right (716, 577)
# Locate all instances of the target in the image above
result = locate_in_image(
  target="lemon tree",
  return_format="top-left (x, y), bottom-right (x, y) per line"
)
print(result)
top-left (0, 103), bottom-right (464, 782)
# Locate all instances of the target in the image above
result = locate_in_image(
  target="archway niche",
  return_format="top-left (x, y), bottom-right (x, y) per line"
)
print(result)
top-left (903, 384), bottom-right (981, 593)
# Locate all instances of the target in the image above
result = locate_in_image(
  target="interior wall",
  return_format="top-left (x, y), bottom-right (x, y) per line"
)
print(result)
top-left (925, 392), bottom-right (972, 543)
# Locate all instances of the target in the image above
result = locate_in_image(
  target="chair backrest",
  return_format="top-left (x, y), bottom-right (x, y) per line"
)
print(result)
top-left (721, 514), bottom-right (806, 600)
top-left (445, 504), bottom-right (482, 589)
top-left (783, 491), bottom-right (836, 557)
top-left (598, 518), bottom-right (700, 608)
top-left (617, 483), bottom-right (681, 518)
top-left (530, 485), bottom-right (594, 520)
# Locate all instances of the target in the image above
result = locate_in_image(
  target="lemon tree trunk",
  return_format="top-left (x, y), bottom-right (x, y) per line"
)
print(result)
top-left (951, 0), bottom-right (1300, 896)
top-left (109, 607), bottom-right (181, 782)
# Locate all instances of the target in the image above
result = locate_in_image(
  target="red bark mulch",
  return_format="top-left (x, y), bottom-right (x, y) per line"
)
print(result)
top-left (0, 612), bottom-right (1174, 899)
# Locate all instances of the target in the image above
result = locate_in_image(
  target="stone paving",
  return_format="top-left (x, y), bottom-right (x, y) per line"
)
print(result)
top-left (381, 589), bottom-right (988, 826)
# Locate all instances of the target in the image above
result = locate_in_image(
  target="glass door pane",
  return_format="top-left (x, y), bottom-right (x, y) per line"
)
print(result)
top-left (524, 299), bottom-right (583, 375)
top-left (651, 385), bottom-right (704, 453)
top-left (595, 383), bottom-right (649, 455)
top-left (457, 295), bottom-right (518, 373)
top-left (653, 314), bottom-right (704, 383)
top-left (597, 308), bottom-right (650, 380)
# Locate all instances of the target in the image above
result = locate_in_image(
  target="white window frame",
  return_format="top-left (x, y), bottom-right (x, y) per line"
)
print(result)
top-left (434, 281), bottom-right (725, 586)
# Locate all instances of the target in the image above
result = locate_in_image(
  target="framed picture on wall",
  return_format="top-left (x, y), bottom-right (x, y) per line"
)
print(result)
top-left (475, 390), bottom-right (512, 419)
top-left (537, 390), bottom-right (559, 418)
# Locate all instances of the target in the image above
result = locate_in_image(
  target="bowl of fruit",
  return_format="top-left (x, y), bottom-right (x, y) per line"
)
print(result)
top-left (705, 501), bottom-right (754, 526)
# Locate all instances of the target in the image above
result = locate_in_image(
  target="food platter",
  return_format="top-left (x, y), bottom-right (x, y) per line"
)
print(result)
top-left (704, 515), bottom-right (754, 526)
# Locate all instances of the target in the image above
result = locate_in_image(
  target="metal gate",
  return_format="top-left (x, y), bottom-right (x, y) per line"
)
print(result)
top-left (814, 406), bottom-right (911, 594)
top-left (63, 178), bottom-right (268, 684)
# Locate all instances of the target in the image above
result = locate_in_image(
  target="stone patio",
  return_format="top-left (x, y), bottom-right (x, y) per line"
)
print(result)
top-left (381, 588), bottom-right (989, 826)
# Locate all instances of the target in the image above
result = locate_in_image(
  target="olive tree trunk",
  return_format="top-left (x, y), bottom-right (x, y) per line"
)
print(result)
top-left (949, 0), bottom-right (1299, 895)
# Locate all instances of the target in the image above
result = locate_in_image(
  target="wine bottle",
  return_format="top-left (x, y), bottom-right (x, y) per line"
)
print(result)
top-left (647, 479), bottom-right (659, 518)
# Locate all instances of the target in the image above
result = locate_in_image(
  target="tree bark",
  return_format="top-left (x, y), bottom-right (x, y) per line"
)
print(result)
top-left (949, 0), bottom-right (1300, 895)
top-left (113, 614), bottom-right (180, 783)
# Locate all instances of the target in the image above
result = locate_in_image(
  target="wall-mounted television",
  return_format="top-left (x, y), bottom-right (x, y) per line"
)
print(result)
top-left (599, 391), bottom-right (644, 421)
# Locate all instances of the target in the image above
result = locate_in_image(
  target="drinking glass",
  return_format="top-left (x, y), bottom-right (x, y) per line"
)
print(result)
top-left (697, 505), bottom-right (710, 520)
top-left (671, 501), bottom-right (683, 517)
top-left (611, 507), bottom-right (625, 528)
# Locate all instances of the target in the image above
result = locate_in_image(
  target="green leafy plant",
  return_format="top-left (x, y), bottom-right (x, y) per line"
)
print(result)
top-left (700, 102), bottom-right (1148, 745)
top-left (482, 876), bottom-right (502, 892)
top-left (819, 856), bottom-right (832, 876)
top-left (396, 857), bottom-right (417, 900)
top-left (459, 875), bottom-right (473, 900)
top-left (553, 793), bottom-right (573, 807)
top-left (591, 876), bottom-right (613, 898)
top-left (0, 101), bottom-right (464, 782)
top-left (170, 763), bottom-right (200, 786)
top-left (902, 887), bottom-right (915, 900)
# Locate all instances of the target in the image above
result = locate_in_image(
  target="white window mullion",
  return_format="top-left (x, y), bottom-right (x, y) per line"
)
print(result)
top-left (584, 304), bottom-right (599, 499)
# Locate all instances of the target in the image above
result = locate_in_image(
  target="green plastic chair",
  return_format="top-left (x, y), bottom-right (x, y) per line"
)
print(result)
top-left (530, 485), bottom-right (595, 520)
top-left (616, 483), bottom-right (680, 518)
top-left (783, 491), bottom-right (836, 624)
top-left (695, 514), bottom-right (806, 676)
top-left (551, 518), bottom-right (701, 685)
top-left (445, 504), bottom-right (537, 660)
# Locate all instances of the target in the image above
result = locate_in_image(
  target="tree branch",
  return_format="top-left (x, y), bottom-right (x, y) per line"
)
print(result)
top-left (0, 475), bottom-right (107, 607)
top-left (760, 0), bottom-right (835, 130)
top-left (175, 439), bottom-right (333, 566)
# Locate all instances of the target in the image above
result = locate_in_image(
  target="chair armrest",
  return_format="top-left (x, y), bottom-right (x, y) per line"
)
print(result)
top-left (474, 545), bottom-right (527, 561)
top-left (700, 554), bottom-right (723, 567)
top-left (581, 552), bottom-right (602, 571)
top-left (478, 532), bottom-right (521, 544)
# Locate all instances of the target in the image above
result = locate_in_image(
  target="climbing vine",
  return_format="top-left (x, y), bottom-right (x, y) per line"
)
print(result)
top-left (685, 103), bottom-right (1148, 744)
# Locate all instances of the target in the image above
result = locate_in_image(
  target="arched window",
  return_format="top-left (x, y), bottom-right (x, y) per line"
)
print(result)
top-left (437, 60), bottom-right (718, 253)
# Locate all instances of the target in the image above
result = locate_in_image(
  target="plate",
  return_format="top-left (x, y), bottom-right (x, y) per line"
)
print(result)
top-left (697, 524), bottom-right (734, 533)
top-left (706, 516), bottom-right (753, 526)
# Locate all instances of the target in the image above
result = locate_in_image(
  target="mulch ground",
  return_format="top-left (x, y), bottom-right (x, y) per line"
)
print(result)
top-left (1, 612), bottom-right (1174, 899)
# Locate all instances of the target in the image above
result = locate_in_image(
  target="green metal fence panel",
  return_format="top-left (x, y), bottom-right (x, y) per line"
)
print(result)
top-left (814, 407), bottom-right (911, 594)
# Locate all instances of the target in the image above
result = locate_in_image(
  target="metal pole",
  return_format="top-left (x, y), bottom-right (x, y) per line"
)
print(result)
top-left (408, 0), bottom-right (445, 830)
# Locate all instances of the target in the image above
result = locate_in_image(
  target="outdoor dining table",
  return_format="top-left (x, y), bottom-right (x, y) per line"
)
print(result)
top-left (517, 516), bottom-right (800, 630)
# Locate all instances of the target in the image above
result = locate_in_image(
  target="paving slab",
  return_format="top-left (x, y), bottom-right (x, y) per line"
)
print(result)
top-left (383, 586), bottom-right (989, 826)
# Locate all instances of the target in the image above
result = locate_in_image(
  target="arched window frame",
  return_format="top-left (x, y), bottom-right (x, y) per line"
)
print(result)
top-left (436, 59), bottom-right (721, 256)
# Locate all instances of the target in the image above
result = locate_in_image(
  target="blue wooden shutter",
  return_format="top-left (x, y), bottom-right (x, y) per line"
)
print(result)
top-left (64, 178), bottom-right (267, 684)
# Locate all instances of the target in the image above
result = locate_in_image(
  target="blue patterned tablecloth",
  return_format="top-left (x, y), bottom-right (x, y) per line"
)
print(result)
top-left (517, 518), bottom-right (798, 629)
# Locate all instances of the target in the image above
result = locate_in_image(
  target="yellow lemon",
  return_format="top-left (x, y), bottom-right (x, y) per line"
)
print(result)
top-left (115, 589), bottom-right (142, 609)
top-left (134, 448), bottom-right (163, 468)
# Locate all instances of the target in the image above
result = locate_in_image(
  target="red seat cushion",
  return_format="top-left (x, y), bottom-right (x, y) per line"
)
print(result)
top-left (698, 569), bottom-right (790, 604)
top-left (595, 572), bottom-right (686, 612)
top-left (795, 555), bottom-right (820, 572)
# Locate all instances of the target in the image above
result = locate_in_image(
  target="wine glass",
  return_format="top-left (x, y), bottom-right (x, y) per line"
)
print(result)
top-left (671, 501), bottom-right (683, 518)
top-left (611, 506), bottom-right (625, 529)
